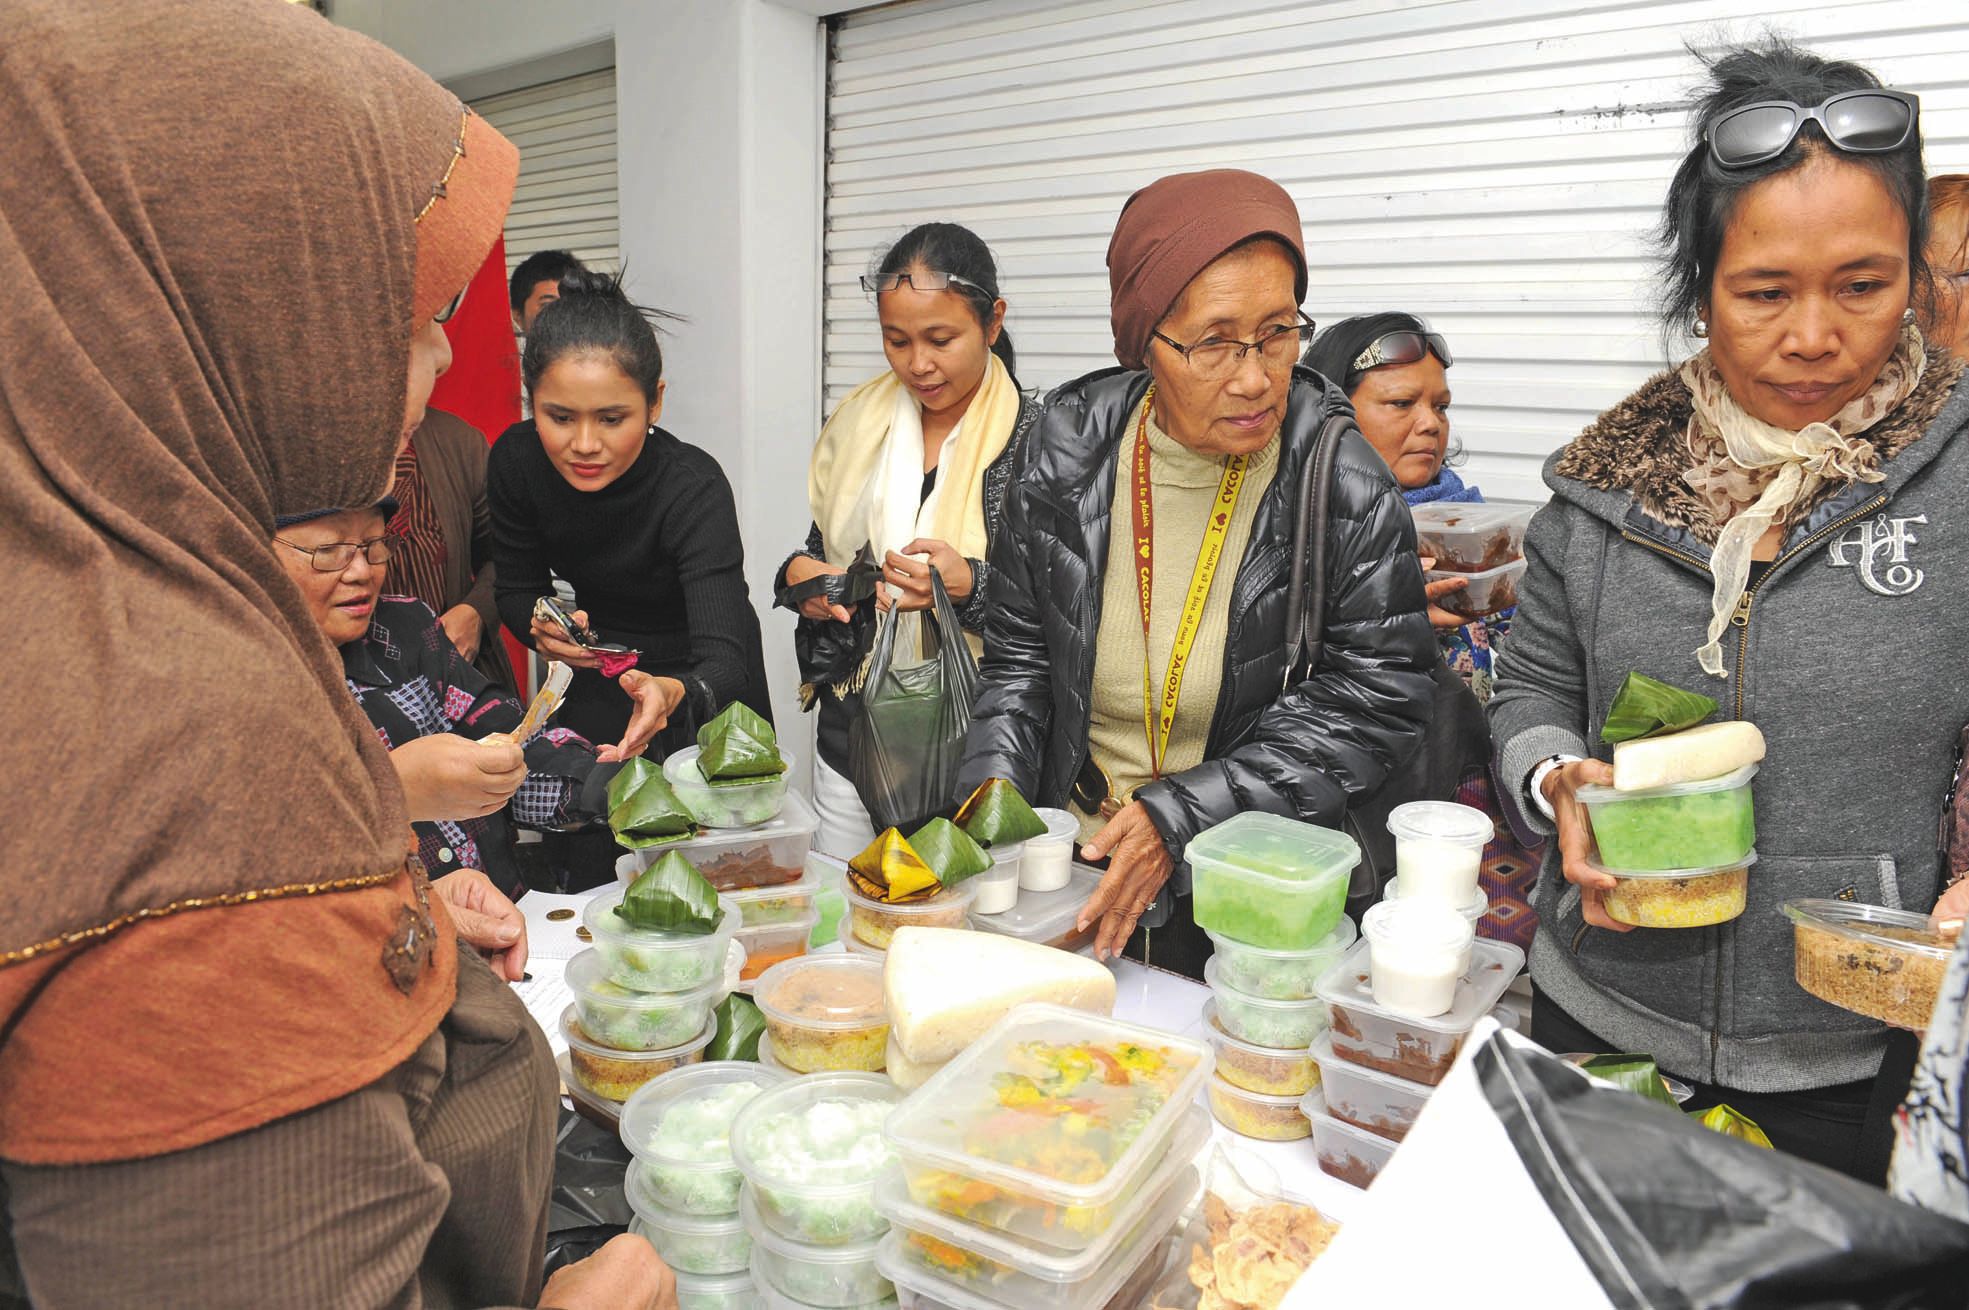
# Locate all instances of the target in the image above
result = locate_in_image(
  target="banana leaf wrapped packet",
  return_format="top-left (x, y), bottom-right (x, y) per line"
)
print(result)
top-left (617, 850), bottom-right (722, 936)
top-left (607, 757), bottom-right (698, 850)
top-left (708, 992), bottom-right (766, 1062)
top-left (1693, 1103), bottom-right (1773, 1147)
top-left (696, 701), bottom-right (785, 783)
top-left (1579, 1053), bottom-right (1679, 1108)
top-left (907, 817), bottom-right (992, 887)
top-left (1600, 672), bottom-right (1717, 744)
top-left (954, 777), bottom-right (1047, 848)
top-left (846, 828), bottom-right (941, 904)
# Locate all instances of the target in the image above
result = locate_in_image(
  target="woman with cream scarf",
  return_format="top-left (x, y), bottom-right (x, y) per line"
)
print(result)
top-left (1490, 38), bottom-right (1969, 1182)
top-left (777, 222), bottom-right (1037, 856)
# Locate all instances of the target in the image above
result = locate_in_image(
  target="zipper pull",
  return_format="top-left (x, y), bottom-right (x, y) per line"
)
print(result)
top-left (1730, 591), bottom-right (1753, 628)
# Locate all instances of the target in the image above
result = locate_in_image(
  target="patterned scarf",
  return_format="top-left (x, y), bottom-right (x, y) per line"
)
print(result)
top-left (1679, 323), bottom-right (1924, 676)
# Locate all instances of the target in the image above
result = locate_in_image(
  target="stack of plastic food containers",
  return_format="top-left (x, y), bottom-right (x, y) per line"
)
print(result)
top-left (1382, 800), bottom-right (1493, 932)
top-left (1576, 765), bottom-right (1759, 929)
top-left (752, 956), bottom-right (889, 1074)
top-left (1410, 501), bottom-right (1531, 623)
top-left (874, 1005), bottom-right (1211, 1310)
top-left (1018, 808), bottom-right (1080, 893)
top-left (664, 745), bottom-right (797, 829)
top-left (1187, 813), bottom-right (1359, 1142)
top-left (1305, 923), bottom-right (1524, 1188)
top-left (558, 891), bottom-right (739, 1105)
top-left (968, 862), bottom-right (1106, 959)
top-left (619, 1062), bottom-right (788, 1302)
top-left (731, 1072), bottom-right (903, 1307)
top-left (839, 877), bottom-right (977, 956)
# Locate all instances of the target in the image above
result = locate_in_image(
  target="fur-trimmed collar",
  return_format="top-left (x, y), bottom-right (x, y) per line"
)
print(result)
top-left (1551, 346), bottom-right (1966, 543)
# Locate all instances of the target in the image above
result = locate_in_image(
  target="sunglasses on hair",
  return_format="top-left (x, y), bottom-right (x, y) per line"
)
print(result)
top-left (1351, 329), bottom-right (1452, 375)
top-left (1705, 89), bottom-right (1918, 169)
top-left (859, 269), bottom-right (988, 298)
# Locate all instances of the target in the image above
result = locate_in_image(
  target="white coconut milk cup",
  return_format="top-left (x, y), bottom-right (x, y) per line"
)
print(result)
top-left (1362, 898), bottom-right (1476, 1019)
top-left (1386, 801), bottom-right (1493, 904)
top-left (1019, 808), bottom-right (1079, 892)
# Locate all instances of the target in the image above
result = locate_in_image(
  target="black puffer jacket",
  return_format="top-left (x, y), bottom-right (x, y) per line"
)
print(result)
top-left (958, 366), bottom-right (1437, 923)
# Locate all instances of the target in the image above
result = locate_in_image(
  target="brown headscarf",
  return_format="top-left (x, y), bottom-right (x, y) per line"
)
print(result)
top-left (1106, 169), bottom-right (1309, 369)
top-left (0, 0), bottom-right (514, 1160)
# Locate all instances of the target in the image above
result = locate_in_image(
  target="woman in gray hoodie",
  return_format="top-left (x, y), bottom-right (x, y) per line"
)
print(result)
top-left (1490, 37), bottom-right (1969, 1181)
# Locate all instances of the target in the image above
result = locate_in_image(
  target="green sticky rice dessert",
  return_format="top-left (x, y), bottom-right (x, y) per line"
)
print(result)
top-left (1585, 786), bottom-right (1755, 872)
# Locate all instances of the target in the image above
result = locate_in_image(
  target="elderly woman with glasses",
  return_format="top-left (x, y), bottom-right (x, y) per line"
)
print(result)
top-left (958, 169), bottom-right (1437, 977)
top-left (1491, 38), bottom-right (1969, 1181)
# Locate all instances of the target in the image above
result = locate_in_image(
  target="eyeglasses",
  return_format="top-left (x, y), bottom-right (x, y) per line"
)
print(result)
top-left (274, 534), bottom-right (397, 572)
top-left (1351, 328), bottom-right (1453, 375)
top-left (432, 283), bottom-right (468, 324)
top-left (859, 269), bottom-right (989, 298)
top-left (1706, 89), bottom-right (1918, 168)
top-left (1149, 312), bottom-right (1317, 382)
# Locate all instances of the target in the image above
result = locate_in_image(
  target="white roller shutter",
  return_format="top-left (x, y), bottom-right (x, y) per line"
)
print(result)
top-left (825, 0), bottom-right (1969, 501)
top-left (473, 67), bottom-right (620, 281)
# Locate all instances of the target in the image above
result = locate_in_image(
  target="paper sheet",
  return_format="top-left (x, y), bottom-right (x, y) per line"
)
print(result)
top-left (519, 889), bottom-right (601, 961)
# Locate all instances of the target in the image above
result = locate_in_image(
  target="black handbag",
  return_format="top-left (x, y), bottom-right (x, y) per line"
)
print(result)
top-left (1282, 414), bottom-right (1494, 915)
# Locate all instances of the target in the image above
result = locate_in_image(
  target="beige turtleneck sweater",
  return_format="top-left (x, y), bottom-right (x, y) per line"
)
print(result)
top-left (1077, 406), bottom-right (1280, 840)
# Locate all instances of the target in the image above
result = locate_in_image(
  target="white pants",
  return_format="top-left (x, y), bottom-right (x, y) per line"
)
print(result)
top-left (812, 754), bottom-right (877, 860)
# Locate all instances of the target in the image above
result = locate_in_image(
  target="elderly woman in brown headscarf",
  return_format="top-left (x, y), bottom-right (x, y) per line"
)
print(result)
top-left (958, 169), bottom-right (1437, 978)
top-left (0, 3), bottom-right (670, 1307)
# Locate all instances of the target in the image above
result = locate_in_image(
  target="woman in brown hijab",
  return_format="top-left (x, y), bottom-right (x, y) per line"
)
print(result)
top-left (0, 2), bottom-right (670, 1306)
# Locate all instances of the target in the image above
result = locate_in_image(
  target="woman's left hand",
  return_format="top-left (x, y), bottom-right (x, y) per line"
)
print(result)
top-left (435, 868), bottom-right (528, 981)
top-left (607, 671), bottom-right (686, 762)
top-left (883, 539), bottom-right (973, 611)
top-left (1075, 802), bottom-right (1175, 960)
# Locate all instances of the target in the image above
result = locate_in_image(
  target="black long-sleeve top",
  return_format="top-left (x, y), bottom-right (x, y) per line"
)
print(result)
top-left (488, 420), bottom-right (773, 752)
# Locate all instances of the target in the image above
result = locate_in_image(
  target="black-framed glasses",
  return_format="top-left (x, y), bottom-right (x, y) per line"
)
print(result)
top-left (858, 269), bottom-right (988, 299)
top-left (1706, 89), bottom-right (1918, 168)
top-left (274, 534), bottom-right (397, 572)
top-left (432, 283), bottom-right (469, 324)
top-left (1149, 312), bottom-right (1316, 382)
top-left (1351, 328), bottom-right (1453, 374)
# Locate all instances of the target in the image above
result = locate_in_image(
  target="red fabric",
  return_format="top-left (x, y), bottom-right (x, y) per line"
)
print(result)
top-left (428, 237), bottom-right (531, 688)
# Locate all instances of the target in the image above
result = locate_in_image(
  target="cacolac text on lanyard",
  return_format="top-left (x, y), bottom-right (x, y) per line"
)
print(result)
top-left (1132, 385), bottom-right (1247, 780)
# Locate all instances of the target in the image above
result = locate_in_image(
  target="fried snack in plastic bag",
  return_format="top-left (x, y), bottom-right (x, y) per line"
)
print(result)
top-left (846, 827), bottom-right (941, 903)
top-left (1154, 1145), bottom-right (1338, 1310)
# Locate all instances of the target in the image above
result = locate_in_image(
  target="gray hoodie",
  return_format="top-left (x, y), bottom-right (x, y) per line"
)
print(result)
top-left (1490, 349), bottom-right (1969, 1093)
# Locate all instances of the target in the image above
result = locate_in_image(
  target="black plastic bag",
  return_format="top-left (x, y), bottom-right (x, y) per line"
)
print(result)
top-left (1472, 1035), bottom-right (1969, 1309)
top-left (542, 1106), bottom-right (632, 1279)
top-left (847, 566), bottom-right (979, 833)
top-left (783, 546), bottom-right (881, 692)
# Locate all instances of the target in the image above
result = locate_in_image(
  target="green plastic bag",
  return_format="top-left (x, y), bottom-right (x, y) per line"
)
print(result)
top-left (696, 701), bottom-right (785, 782)
top-left (606, 757), bottom-right (697, 850)
top-left (616, 850), bottom-right (720, 935)
top-left (708, 993), bottom-right (766, 1062)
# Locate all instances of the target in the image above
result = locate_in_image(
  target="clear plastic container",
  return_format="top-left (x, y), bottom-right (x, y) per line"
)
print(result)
top-left (758, 1287), bottom-right (896, 1310)
top-left (1207, 1075), bottom-right (1311, 1141)
top-left (968, 848), bottom-right (1022, 916)
top-left (840, 930), bottom-right (887, 964)
top-left (1385, 801), bottom-right (1492, 904)
top-left (626, 1170), bottom-right (753, 1274)
top-left (580, 892), bottom-right (739, 993)
top-left (1187, 812), bottom-right (1357, 951)
top-left (1018, 809), bottom-right (1080, 893)
top-left (560, 1005), bottom-right (715, 1102)
top-left (886, 1004), bottom-right (1211, 1251)
top-left (1202, 957), bottom-right (1329, 1049)
top-left (873, 1135), bottom-right (1200, 1310)
top-left (1202, 917), bottom-right (1356, 1001)
top-left (557, 1050), bottom-right (624, 1131)
top-left (665, 744), bottom-right (797, 829)
top-left (617, 790), bottom-right (820, 892)
top-left (756, 1032), bottom-right (800, 1080)
top-left (1383, 877), bottom-right (1487, 924)
top-left (565, 948), bottom-right (729, 1051)
top-left (1308, 1031), bottom-right (1428, 1142)
top-left (1201, 1001), bottom-right (1319, 1096)
top-left (739, 910), bottom-right (820, 984)
top-left (1425, 557), bottom-right (1525, 620)
top-left (1783, 898), bottom-right (1954, 1031)
top-left (1576, 763), bottom-right (1757, 872)
top-left (969, 863), bottom-right (1103, 956)
top-left (1587, 851), bottom-right (1757, 929)
top-left (724, 862), bottom-right (824, 928)
top-left (673, 1268), bottom-right (758, 1310)
top-left (885, 1034), bottom-right (942, 1092)
top-left (1316, 937), bottom-right (1524, 1086)
top-left (621, 1061), bottom-right (788, 1215)
top-left (744, 1190), bottom-right (895, 1308)
top-left (731, 1072), bottom-right (902, 1245)
top-left (754, 956), bottom-right (889, 1074)
top-left (1361, 898), bottom-right (1475, 1018)
top-left (1409, 501), bottom-right (1531, 573)
top-left (842, 879), bottom-right (976, 951)
top-left (1302, 1090), bottom-right (1397, 1188)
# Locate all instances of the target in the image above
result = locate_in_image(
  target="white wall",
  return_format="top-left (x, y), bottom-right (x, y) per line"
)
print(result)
top-left (338, 0), bottom-right (828, 765)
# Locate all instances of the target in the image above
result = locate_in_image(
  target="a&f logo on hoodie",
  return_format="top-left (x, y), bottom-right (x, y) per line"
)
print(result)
top-left (1828, 512), bottom-right (1928, 596)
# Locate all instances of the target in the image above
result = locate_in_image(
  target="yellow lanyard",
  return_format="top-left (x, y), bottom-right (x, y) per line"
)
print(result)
top-left (1131, 387), bottom-right (1248, 779)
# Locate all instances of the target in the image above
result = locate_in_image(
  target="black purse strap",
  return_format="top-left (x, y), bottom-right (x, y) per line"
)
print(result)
top-left (1282, 413), bottom-right (1360, 690)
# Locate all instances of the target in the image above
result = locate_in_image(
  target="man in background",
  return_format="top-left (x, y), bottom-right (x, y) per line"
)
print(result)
top-left (509, 249), bottom-right (587, 335)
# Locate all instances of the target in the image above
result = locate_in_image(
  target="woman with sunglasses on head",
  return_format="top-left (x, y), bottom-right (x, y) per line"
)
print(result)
top-left (777, 223), bottom-right (1038, 857)
top-left (1491, 38), bottom-right (1969, 1182)
top-left (958, 170), bottom-right (1437, 978)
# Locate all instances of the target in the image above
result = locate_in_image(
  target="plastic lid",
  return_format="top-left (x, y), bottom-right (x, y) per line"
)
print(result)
top-left (728, 1071), bottom-right (902, 1191)
top-left (1298, 1090), bottom-right (1399, 1160)
top-left (558, 1004), bottom-right (718, 1063)
top-left (1781, 898), bottom-right (1954, 960)
top-left (557, 1051), bottom-right (625, 1122)
top-left (755, 1032), bottom-right (796, 1079)
top-left (1383, 877), bottom-right (1488, 921)
top-left (582, 890), bottom-right (739, 948)
top-left (1307, 1030), bottom-right (1434, 1096)
top-left (1582, 850), bottom-right (1759, 882)
top-left (839, 875), bottom-right (978, 916)
top-left (624, 1168), bottom-right (750, 1232)
top-left (1577, 761), bottom-right (1759, 804)
top-left (663, 743), bottom-right (797, 787)
top-left (722, 862), bottom-right (822, 907)
top-left (672, 1269), bottom-right (757, 1300)
top-left (1184, 812), bottom-right (1360, 887)
top-left (1208, 1071), bottom-right (1306, 1109)
top-left (1360, 898), bottom-right (1474, 954)
top-left (840, 930), bottom-right (886, 961)
top-left (1386, 800), bottom-right (1493, 845)
top-left (1203, 916), bottom-right (1357, 962)
top-left (1201, 1000), bottom-right (1321, 1063)
top-left (739, 1187), bottom-right (885, 1263)
top-left (619, 792), bottom-right (821, 877)
top-left (1025, 807), bottom-right (1080, 847)
top-left (1202, 955), bottom-right (1332, 1016)
top-left (620, 1060), bottom-right (788, 1166)
top-left (1423, 556), bottom-right (1525, 584)
top-left (1315, 938), bottom-right (1523, 1038)
top-left (753, 955), bottom-right (886, 1031)
top-left (564, 948), bottom-right (729, 1008)
top-left (1408, 502), bottom-right (1530, 530)
top-left (970, 863), bottom-right (1104, 940)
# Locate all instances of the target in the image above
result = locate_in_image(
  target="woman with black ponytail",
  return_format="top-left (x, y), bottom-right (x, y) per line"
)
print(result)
top-left (490, 271), bottom-right (773, 884)
top-left (777, 222), bottom-right (1037, 856)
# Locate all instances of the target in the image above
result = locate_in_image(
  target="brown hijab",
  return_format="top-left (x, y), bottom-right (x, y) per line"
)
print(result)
top-left (0, 0), bottom-right (514, 963)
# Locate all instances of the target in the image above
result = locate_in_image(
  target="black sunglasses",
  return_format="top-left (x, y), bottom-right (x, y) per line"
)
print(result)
top-left (1706, 89), bottom-right (1918, 169)
top-left (1351, 329), bottom-right (1452, 375)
